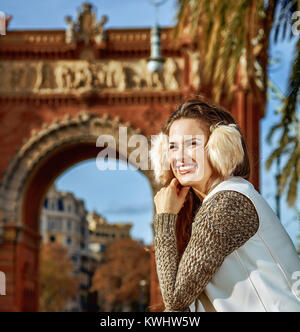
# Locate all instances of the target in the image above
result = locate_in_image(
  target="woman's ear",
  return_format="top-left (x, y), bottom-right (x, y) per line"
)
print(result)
top-left (150, 132), bottom-right (173, 186)
top-left (206, 124), bottom-right (244, 178)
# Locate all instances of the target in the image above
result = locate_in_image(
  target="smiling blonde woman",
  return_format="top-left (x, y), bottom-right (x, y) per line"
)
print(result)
top-left (150, 98), bottom-right (300, 312)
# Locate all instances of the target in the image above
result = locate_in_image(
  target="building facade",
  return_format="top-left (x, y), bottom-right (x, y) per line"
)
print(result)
top-left (40, 183), bottom-right (91, 311)
top-left (87, 211), bottom-right (132, 263)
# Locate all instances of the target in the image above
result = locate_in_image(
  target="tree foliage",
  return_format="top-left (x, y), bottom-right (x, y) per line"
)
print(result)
top-left (175, 0), bottom-right (274, 105)
top-left (91, 238), bottom-right (151, 312)
top-left (266, 38), bottom-right (300, 206)
top-left (39, 242), bottom-right (79, 312)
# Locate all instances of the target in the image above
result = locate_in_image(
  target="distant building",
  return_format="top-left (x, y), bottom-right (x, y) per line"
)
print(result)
top-left (87, 211), bottom-right (132, 263)
top-left (40, 183), bottom-right (91, 312)
top-left (40, 185), bottom-right (134, 311)
top-left (87, 211), bottom-right (133, 311)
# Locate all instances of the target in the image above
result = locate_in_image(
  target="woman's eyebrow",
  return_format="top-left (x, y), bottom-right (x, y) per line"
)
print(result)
top-left (184, 137), bottom-right (201, 143)
top-left (168, 140), bottom-right (177, 144)
top-left (169, 137), bottom-right (201, 145)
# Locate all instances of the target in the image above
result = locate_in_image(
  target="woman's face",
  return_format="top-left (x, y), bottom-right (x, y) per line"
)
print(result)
top-left (168, 118), bottom-right (213, 188)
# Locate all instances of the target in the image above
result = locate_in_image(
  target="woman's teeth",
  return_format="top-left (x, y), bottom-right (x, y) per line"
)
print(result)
top-left (177, 164), bottom-right (197, 174)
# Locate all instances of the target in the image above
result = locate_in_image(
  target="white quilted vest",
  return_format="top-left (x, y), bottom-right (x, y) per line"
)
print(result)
top-left (189, 176), bottom-right (300, 312)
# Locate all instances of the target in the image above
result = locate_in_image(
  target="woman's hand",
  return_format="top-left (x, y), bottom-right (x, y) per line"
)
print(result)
top-left (154, 178), bottom-right (190, 214)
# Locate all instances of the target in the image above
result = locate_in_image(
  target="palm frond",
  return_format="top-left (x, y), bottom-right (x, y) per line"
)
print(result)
top-left (175, 0), bottom-right (270, 103)
top-left (265, 38), bottom-right (300, 207)
top-left (279, 145), bottom-right (298, 192)
top-left (286, 152), bottom-right (299, 206)
top-left (273, 0), bottom-right (299, 42)
top-left (266, 122), bottom-right (283, 144)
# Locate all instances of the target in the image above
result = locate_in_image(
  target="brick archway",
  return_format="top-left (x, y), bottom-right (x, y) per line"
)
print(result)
top-left (0, 112), bottom-right (159, 311)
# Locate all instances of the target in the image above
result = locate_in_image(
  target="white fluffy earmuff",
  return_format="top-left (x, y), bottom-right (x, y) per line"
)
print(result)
top-left (206, 123), bottom-right (244, 178)
top-left (149, 132), bottom-right (173, 185)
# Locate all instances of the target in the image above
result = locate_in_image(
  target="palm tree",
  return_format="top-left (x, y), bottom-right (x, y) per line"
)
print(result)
top-left (265, 37), bottom-right (299, 207)
top-left (175, 0), bottom-right (299, 206)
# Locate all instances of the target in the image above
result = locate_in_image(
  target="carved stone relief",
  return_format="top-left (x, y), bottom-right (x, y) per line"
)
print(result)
top-left (0, 58), bottom-right (183, 94)
top-left (65, 2), bottom-right (108, 45)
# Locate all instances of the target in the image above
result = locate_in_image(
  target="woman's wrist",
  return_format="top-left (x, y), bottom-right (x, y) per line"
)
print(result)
top-left (156, 209), bottom-right (179, 214)
top-left (154, 213), bottom-right (177, 235)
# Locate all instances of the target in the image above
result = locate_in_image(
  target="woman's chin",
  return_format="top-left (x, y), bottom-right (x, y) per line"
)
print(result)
top-left (177, 177), bottom-right (195, 187)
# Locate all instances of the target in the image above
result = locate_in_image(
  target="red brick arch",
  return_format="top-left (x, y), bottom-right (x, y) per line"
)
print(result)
top-left (0, 111), bottom-right (161, 311)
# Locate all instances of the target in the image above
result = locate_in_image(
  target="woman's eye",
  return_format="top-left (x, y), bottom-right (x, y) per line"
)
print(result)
top-left (186, 141), bottom-right (198, 147)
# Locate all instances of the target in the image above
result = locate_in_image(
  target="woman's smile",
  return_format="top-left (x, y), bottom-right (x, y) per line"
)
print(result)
top-left (175, 162), bottom-right (198, 175)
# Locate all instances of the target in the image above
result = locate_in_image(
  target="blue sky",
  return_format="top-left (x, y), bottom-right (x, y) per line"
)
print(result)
top-left (1, 0), bottom-right (178, 30)
top-left (1, 0), bottom-right (299, 246)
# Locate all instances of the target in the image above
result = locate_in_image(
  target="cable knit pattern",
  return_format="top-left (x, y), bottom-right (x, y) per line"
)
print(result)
top-left (153, 190), bottom-right (260, 312)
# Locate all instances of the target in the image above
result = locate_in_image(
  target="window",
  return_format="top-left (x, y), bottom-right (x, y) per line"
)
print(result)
top-left (58, 199), bottom-right (64, 211)
top-left (48, 220), bottom-right (55, 231)
top-left (43, 199), bottom-right (48, 209)
top-left (51, 201), bottom-right (56, 210)
top-left (67, 220), bottom-right (71, 231)
top-left (49, 235), bottom-right (56, 243)
top-left (71, 255), bottom-right (77, 263)
top-left (66, 237), bottom-right (72, 245)
top-left (56, 219), bottom-right (62, 231)
top-left (100, 244), bottom-right (106, 252)
top-left (96, 232), bottom-right (109, 238)
top-left (80, 242), bottom-right (85, 250)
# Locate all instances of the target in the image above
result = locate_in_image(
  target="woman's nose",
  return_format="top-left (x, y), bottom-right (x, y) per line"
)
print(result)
top-left (172, 146), bottom-right (189, 163)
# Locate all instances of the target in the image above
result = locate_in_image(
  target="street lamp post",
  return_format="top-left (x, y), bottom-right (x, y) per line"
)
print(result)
top-left (147, 0), bottom-right (168, 73)
top-left (139, 279), bottom-right (147, 312)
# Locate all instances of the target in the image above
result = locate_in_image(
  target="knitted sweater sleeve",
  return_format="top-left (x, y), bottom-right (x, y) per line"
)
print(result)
top-left (153, 190), bottom-right (259, 312)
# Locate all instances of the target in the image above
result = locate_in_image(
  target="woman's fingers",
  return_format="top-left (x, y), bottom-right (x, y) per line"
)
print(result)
top-left (154, 177), bottom-right (190, 214)
top-left (169, 177), bottom-right (190, 196)
top-left (169, 177), bottom-right (178, 188)
top-left (179, 185), bottom-right (190, 199)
